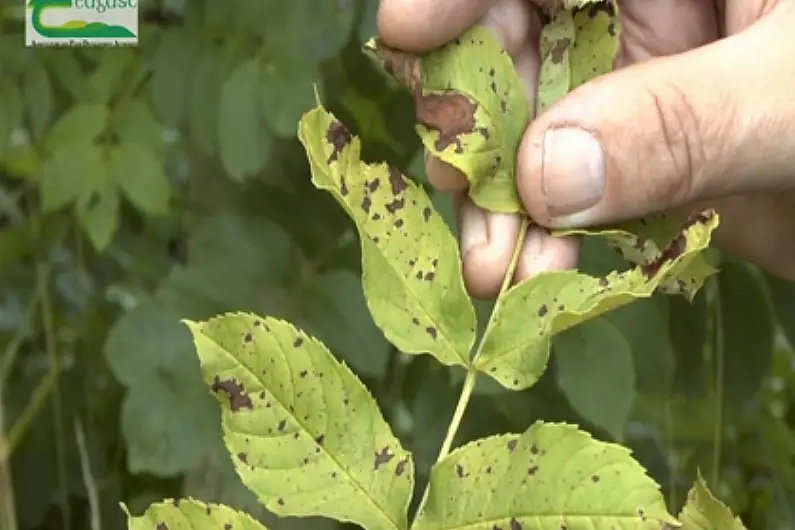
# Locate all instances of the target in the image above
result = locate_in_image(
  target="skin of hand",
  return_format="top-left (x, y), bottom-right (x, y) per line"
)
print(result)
top-left (377, 0), bottom-right (795, 298)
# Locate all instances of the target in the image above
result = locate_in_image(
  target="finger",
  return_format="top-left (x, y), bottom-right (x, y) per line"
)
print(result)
top-left (514, 227), bottom-right (581, 283)
top-left (458, 196), bottom-right (522, 298)
top-left (699, 193), bottom-right (795, 282)
top-left (378, 0), bottom-right (497, 52)
top-left (516, 3), bottom-right (795, 230)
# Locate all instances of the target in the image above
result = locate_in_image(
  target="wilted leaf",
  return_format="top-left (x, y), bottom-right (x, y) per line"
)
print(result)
top-left (219, 59), bottom-right (274, 180)
top-left (109, 142), bottom-right (171, 215)
top-left (413, 422), bottom-right (677, 530)
top-left (554, 318), bottom-right (635, 440)
top-left (718, 258), bottom-right (774, 409)
top-left (186, 313), bottom-right (414, 530)
top-left (369, 25), bottom-right (529, 213)
top-left (475, 211), bottom-right (719, 390)
top-left (126, 498), bottom-right (269, 530)
top-left (298, 106), bottom-right (476, 368)
top-left (679, 474), bottom-right (747, 529)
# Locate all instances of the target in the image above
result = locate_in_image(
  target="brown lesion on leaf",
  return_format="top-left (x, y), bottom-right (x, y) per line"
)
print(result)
top-left (395, 457), bottom-right (408, 476)
top-left (425, 326), bottom-right (438, 339)
top-left (373, 39), bottom-right (479, 154)
top-left (156, 523), bottom-right (168, 530)
top-left (211, 376), bottom-right (253, 411)
top-left (510, 517), bottom-right (523, 530)
top-left (507, 438), bottom-right (518, 452)
top-left (326, 120), bottom-right (351, 163)
top-left (640, 210), bottom-right (712, 278)
top-left (374, 447), bottom-right (395, 470)
top-left (550, 38), bottom-right (572, 64)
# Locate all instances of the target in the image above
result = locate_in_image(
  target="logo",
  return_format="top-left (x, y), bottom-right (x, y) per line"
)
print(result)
top-left (26, 0), bottom-right (138, 47)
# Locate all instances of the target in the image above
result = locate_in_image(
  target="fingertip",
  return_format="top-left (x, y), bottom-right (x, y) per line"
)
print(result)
top-left (458, 199), bottom-right (521, 298)
top-left (514, 227), bottom-right (580, 283)
top-left (377, 0), bottom-right (497, 52)
top-left (426, 154), bottom-right (469, 192)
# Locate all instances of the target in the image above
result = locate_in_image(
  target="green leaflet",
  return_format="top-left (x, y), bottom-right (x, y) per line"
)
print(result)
top-left (413, 422), bottom-right (677, 530)
top-left (679, 474), bottom-right (747, 529)
top-left (475, 211), bottom-right (720, 390)
top-left (125, 498), bottom-right (269, 530)
top-left (185, 313), bottom-right (414, 530)
top-left (298, 106), bottom-right (476, 368)
top-left (367, 25), bottom-right (529, 213)
top-left (538, 0), bottom-right (620, 112)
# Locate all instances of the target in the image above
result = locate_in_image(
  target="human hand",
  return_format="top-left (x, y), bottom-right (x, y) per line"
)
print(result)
top-left (377, 0), bottom-right (795, 297)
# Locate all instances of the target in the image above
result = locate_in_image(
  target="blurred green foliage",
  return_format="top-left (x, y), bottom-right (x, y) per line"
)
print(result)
top-left (0, 1), bottom-right (794, 529)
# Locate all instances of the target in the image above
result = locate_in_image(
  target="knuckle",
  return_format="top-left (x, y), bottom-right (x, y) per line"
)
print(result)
top-left (645, 82), bottom-right (707, 206)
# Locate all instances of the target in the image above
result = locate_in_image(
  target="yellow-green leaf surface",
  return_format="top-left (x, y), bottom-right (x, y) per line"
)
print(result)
top-left (186, 313), bottom-right (414, 530)
top-left (476, 211), bottom-right (719, 390)
top-left (679, 474), bottom-right (746, 529)
top-left (368, 25), bottom-right (529, 213)
top-left (298, 106), bottom-right (476, 368)
top-left (126, 498), bottom-right (268, 530)
top-left (538, 0), bottom-right (619, 112)
top-left (413, 422), bottom-right (677, 530)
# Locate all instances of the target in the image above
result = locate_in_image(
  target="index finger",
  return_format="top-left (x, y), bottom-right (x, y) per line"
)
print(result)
top-left (377, 0), bottom-right (498, 51)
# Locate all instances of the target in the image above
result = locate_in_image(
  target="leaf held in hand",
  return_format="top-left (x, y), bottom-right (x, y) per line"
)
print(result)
top-left (413, 422), bottom-right (677, 530)
top-left (476, 210), bottom-right (719, 390)
top-left (679, 473), bottom-right (747, 529)
top-left (126, 498), bottom-right (269, 530)
top-left (368, 25), bottom-right (529, 213)
top-left (298, 105), bottom-right (476, 368)
top-left (186, 313), bottom-right (414, 530)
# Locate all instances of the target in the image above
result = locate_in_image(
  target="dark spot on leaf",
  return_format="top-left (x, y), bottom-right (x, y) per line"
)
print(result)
top-left (591, 474), bottom-right (600, 482)
top-left (362, 196), bottom-right (372, 214)
top-left (386, 198), bottom-right (405, 214)
top-left (598, 276), bottom-right (609, 286)
top-left (237, 452), bottom-right (248, 463)
top-left (277, 497), bottom-right (285, 506)
top-left (489, 81), bottom-right (497, 93)
top-left (156, 523), bottom-right (168, 530)
top-left (299, 369), bottom-right (308, 378)
top-left (243, 332), bottom-right (252, 343)
top-left (372, 212), bottom-right (382, 221)
top-left (277, 419), bottom-right (286, 432)
top-left (528, 465), bottom-right (539, 475)
top-left (425, 326), bottom-right (438, 339)
top-left (374, 447), bottom-right (394, 470)
top-left (367, 179), bottom-right (380, 192)
top-left (550, 38), bottom-right (571, 64)
top-left (500, 99), bottom-right (507, 113)
top-left (424, 272), bottom-right (435, 281)
top-left (415, 91), bottom-right (477, 153)
top-left (507, 439), bottom-right (518, 452)
top-left (211, 376), bottom-right (253, 411)
top-left (456, 463), bottom-right (465, 478)
top-left (538, 305), bottom-right (548, 317)
top-left (509, 517), bottom-right (522, 530)
top-left (327, 120), bottom-right (351, 163)
top-left (395, 219), bottom-right (404, 228)
top-left (388, 166), bottom-right (407, 195)
top-left (395, 457), bottom-right (408, 476)
top-left (638, 508), bottom-right (646, 521)
top-left (530, 443), bottom-right (539, 455)
top-left (172, 499), bottom-right (180, 507)
top-left (224, 523), bottom-right (232, 530)
top-left (476, 126), bottom-right (490, 139)
top-left (315, 434), bottom-right (325, 446)
top-left (411, 317), bottom-right (420, 325)
top-left (422, 206), bottom-right (432, 221)
top-left (488, 67), bottom-right (495, 77)
top-left (293, 337), bottom-right (304, 348)
top-left (206, 506), bottom-right (211, 515)
top-left (486, 466), bottom-right (493, 474)
top-left (585, 1), bottom-right (615, 19)
top-left (293, 432), bottom-right (300, 439)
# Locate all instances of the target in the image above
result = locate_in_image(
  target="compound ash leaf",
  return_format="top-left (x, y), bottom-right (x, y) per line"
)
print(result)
top-left (679, 474), bottom-right (746, 529)
top-left (126, 498), bottom-right (268, 530)
top-left (298, 106), bottom-right (476, 368)
top-left (368, 24), bottom-right (530, 214)
top-left (185, 313), bottom-right (414, 530)
top-left (476, 210), bottom-right (719, 390)
top-left (412, 422), bottom-right (677, 530)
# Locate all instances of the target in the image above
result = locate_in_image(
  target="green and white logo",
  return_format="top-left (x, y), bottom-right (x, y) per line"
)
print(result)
top-left (26, 0), bottom-right (137, 46)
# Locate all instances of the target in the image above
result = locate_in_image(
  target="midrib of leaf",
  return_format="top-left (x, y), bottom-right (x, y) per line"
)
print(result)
top-left (199, 332), bottom-right (404, 530)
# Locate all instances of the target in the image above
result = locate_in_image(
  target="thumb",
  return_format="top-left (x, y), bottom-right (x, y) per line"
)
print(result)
top-left (517, 5), bottom-right (795, 229)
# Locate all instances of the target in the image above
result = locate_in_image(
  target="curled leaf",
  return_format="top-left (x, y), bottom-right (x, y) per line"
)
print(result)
top-left (186, 313), bottom-right (414, 530)
top-left (476, 210), bottom-right (719, 390)
top-left (413, 422), bottom-right (678, 530)
top-left (125, 498), bottom-right (268, 530)
top-left (368, 25), bottom-right (529, 213)
top-left (298, 105), bottom-right (476, 368)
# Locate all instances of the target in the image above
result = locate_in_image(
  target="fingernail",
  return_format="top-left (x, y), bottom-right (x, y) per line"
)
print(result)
top-left (460, 200), bottom-right (487, 256)
top-left (541, 127), bottom-right (606, 222)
